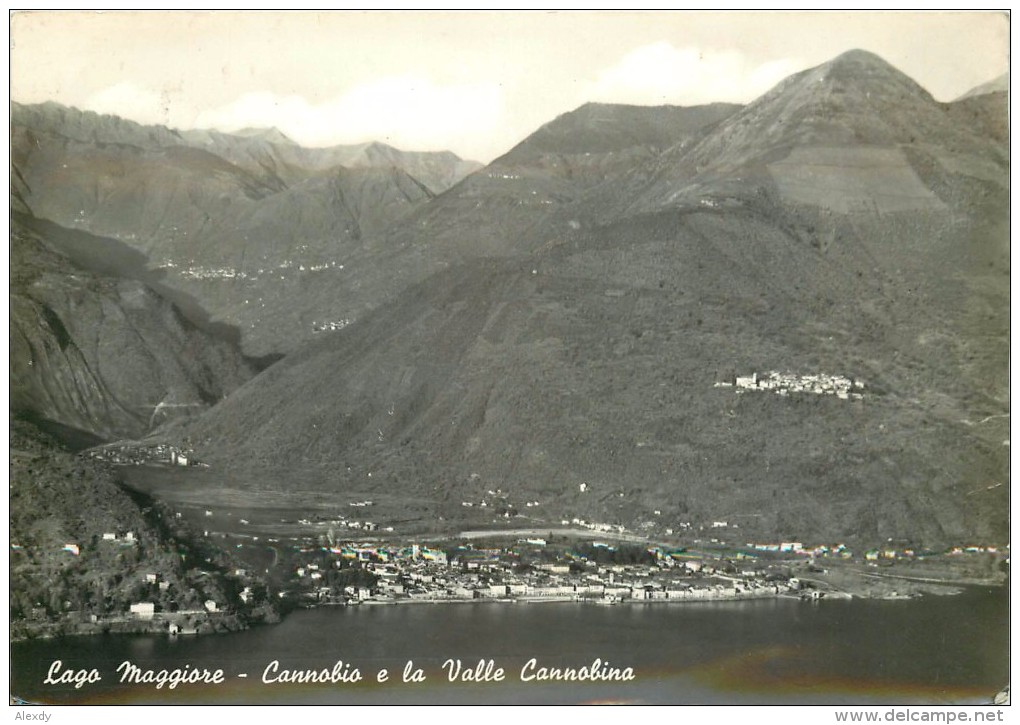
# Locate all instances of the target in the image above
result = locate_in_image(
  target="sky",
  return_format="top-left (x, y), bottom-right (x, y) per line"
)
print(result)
top-left (10, 11), bottom-right (1010, 163)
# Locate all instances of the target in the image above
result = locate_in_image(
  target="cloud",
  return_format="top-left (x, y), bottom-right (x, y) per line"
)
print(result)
top-left (82, 82), bottom-right (173, 126)
top-left (75, 48), bottom-right (802, 161)
top-left (587, 42), bottom-right (804, 106)
top-left (192, 75), bottom-right (505, 155)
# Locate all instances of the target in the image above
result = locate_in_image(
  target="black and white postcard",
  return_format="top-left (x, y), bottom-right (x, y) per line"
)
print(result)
top-left (8, 10), bottom-right (1010, 719)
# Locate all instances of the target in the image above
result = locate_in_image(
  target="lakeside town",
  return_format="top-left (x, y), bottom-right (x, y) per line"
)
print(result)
top-left (276, 532), bottom-right (1007, 609)
top-left (11, 484), bottom-right (1009, 642)
top-left (15, 442), bottom-right (999, 640)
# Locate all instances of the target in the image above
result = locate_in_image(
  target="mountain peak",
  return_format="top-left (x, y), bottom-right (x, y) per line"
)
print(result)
top-left (804, 49), bottom-right (931, 97)
top-left (231, 127), bottom-right (296, 145)
top-left (740, 47), bottom-right (939, 123)
top-left (630, 47), bottom-right (995, 214)
top-left (827, 48), bottom-right (892, 67)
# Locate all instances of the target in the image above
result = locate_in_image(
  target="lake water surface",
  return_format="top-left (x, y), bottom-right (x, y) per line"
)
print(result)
top-left (11, 585), bottom-right (1007, 706)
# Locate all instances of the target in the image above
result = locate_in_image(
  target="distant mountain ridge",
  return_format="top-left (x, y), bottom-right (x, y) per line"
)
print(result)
top-left (11, 101), bottom-right (482, 194)
top-left (227, 126), bottom-right (298, 144)
top-left (176, 128), bottom-right (483, 194)
top-left (157, 49), bottom-right (1008, 547)
top-left (955, 72), bottom-right (1008, 101)
top-left (11, 101), bottom-right (483, 355)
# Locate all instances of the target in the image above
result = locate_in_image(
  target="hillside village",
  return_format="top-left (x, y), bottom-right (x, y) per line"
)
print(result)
top-left (715, 371), bottom-right (865, 400)
top-left (161, 257), bottom-right (344, 281)
top-left (88, 442), bottom-right (201, 468)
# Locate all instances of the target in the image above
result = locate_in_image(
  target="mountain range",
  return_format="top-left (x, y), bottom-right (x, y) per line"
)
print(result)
top-left (11, 102), bottom-right (482, 356)
top-left (10, 49), bottom-right (1009, 546)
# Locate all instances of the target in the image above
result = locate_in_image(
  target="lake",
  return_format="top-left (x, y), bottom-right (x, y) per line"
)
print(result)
top-left (10, 585), bottom-right (1007, 705)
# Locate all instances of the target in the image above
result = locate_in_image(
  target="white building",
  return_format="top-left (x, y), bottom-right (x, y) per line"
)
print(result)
top-left (735, 373), bottom-right (758, 389)
top-left (130, 602), bottom-right (155, 619)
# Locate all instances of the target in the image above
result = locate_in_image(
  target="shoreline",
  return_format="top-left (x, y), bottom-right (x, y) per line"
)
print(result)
top-left (12, 578), bottom-right (1004, 645)
top-left (357, 587), bottom-right (788, 607)
top-left (10, 608), bottom-right (277, 645)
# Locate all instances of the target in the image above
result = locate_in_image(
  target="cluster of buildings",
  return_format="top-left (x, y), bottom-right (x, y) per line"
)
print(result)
top-left (280, 530), bottom-right (1011, 608)
top-left (560, 518), bottom-right (629, 535)
top-left (716, 371), bottom-right (865, 400)
top-left (747, 541), bottom-right (808, 554)
top-left (863, 544), bottom-right (1004, 561)
top-left (459, 488), bottom-right (529, 514)
top-left (312, 318), bottom-right (353, 333)
top-left (100, 531), bottom-right (138, 544)
top-left (121, 565), bottom-right (268, 634)
top-left (555, 515), bottom-right (692, 538)
top-left (277, 259), bottom-right (345, 273)
top-left (161, 256), bottom-right (344, 284)
top-left (176, 266), bottom-right (250, 280)
top-left (286, 540), bottom-right (794, 606)
top-left (88, 442), bottom-right (197, 467)
top-left (298, 510), bottom-right (394, 534)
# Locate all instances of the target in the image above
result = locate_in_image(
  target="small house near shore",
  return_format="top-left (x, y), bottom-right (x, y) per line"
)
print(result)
top-left (130, 602), bottom-right (155, 619)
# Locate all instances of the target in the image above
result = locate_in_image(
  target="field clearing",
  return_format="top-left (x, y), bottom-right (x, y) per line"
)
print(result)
top-left (769, 145), bottom-right (945, 212)
top-left (119, 465), bottom-right (553, 545)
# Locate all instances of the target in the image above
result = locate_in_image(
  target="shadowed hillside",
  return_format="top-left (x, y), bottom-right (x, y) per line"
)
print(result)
top-left (10, 216), bottom-right (256, 441)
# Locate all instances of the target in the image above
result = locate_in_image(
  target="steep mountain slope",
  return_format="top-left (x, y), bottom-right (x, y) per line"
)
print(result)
top-left (626, 50), bottom-right (1007, 216)
top-left (10, 216), bottom-right (256, 441)
top-left (175, 208), bottom-right (1007, 547)
top-left (11, 102), bottom-right (479, 355)
top-left (947, 90), bottom-right (1009, 145)
top-left (386, 102), bottom-right (740, 258)
top-left (10, 418), bottom-right (274, 640)
top-left (292, 102), bottom-right (746, 347)
top-left (167, 50), bottom-right (1008, 547)
top-left (497, 102), bottom-right (741, 162)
